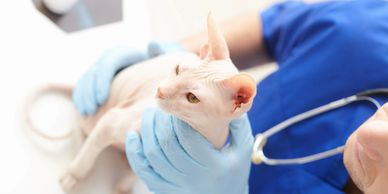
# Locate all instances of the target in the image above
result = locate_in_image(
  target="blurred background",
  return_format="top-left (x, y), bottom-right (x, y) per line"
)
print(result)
top-left (0, 0), bottom-right (284, 193)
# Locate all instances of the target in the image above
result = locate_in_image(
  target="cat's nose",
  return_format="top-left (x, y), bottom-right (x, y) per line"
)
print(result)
top-left (156, 87), bottom-right (164, 99)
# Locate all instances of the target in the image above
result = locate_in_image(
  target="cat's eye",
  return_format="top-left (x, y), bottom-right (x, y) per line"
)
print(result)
top-left (175, 64), bottom-right (180, 75)
top-left (186, 92), bottom-right (200, 104)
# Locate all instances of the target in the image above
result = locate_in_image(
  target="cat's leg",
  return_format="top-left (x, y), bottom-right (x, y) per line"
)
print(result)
top-left (59, 108), bottom-right (141, 192)
top-left (112, 165), bottom-right (137, 194)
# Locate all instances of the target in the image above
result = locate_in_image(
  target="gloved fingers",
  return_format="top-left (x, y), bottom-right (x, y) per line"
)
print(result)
top-left (96, 46), bottom-right (131, 67)
top-left (95, 64), bottom-right (114, 106)
top-left (72, 71), bottom-right (97, 116)
top-left (141, 108), bottom-right (186, 182)
top-left (172, 117), bottom-right (220, 166)
top-left (153, 109), bottom-right (205, 173)
top-left (99, 46), bottom-right (148, 68)
top-left (94, 47), bottom-right (125, 104)
top-left (226, 115), bottom-right (254, 161)
top-left (73, 46), bottom-right (149, 115)
top-left (119, 49), bottom-right (149, 65)
top-left (125, 131), bottom-right (175, 190)
top-left (80, 69), bottom-right (98, 115)
top-left (148, 41), bottom-right (167, 57)
top-left (148, 41), bottom-right (185, 57)
top-left (228, 114), bottom-right (254, 150)
top-left (72, 79), bottom-right (86, 115)
top-left (95, 47), bottom-right (148, 104)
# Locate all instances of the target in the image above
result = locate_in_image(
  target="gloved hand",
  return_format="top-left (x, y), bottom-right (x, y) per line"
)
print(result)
top-left (147, 41), bottom-right (185, 58)
top-left (125, 108), bottom-right (253, 194)
top-left (72, 46), bottom-right (148, 115)
top-left (73, 42), bottom-right (185, 116)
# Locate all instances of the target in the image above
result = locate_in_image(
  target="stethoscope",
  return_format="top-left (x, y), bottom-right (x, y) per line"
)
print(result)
top-left (251, 88), bottom-right (388, 165)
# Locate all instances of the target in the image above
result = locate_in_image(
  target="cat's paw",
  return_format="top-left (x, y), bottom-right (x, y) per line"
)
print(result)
top-left (111, 188), bottom-right (133, 194)
top-left (111, 178), bottom-right (136, 194)
top-left (59, 171), bottom-right (78, 192)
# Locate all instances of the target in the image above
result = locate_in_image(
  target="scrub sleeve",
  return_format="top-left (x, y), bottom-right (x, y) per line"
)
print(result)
top-left (247, 1), bottom-right (388, 193)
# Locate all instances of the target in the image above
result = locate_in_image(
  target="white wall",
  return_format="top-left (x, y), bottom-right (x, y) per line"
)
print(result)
top-left (145, 0), bottom-right (280, 40)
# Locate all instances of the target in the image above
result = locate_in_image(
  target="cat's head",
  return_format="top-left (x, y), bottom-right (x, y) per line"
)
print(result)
top-left (156, 13), bottom-right (256, 148)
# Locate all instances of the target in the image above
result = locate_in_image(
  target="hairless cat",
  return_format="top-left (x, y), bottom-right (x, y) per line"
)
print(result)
top-left (25, 13), bottom-right (257, 194)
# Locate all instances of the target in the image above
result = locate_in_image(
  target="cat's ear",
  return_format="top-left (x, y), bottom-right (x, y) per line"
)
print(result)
top-left (206, 12), bottom-right (230, 60)
top-left (199, 43), bottom-right (209, 60)
top-left (223, 73), bottom-right (256, 111)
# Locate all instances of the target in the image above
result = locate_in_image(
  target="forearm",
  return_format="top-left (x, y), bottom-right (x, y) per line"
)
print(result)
top-left (179, 11), bottom-right (271, 68)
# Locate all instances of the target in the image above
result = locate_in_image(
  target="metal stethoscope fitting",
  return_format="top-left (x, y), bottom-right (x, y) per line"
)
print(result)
top-left (252, 88), bottom-right (388, 165)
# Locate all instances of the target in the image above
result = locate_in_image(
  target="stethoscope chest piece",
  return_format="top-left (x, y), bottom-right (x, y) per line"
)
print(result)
top-left (251, 134), bottom-right (267, 165)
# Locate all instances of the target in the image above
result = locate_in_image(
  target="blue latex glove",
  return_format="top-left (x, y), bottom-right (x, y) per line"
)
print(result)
top-left (125, 108), bottom-right (253, 194)
top-left (73, 42), bottom-right (185, 116)
top-left (72, 46), bottom-right (148, 115)
top-left (147, 41), bottom-right (185, 58)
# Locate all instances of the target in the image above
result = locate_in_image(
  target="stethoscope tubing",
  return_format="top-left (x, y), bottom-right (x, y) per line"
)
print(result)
top-left (252, 89), bottom-right (388, 165)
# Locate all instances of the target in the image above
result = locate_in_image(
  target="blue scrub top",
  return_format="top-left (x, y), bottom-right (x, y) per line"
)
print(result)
top-left (247, 0), bottom-right (388, 193)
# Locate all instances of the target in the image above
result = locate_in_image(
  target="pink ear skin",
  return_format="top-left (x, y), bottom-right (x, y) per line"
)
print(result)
top-left (206, 12), bottom-right (230, 60)
top-left (199, 43), bottom-right (209, 60)
top-left (223, 73), bottom-right (257, 111)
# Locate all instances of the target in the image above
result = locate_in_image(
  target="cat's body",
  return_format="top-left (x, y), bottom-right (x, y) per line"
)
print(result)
top-left (56, 53), bottom-right (201, 193)
top-left (81, 52), bottom-right (199, 144)
top-left (25, 14), bottom-right (257, 194)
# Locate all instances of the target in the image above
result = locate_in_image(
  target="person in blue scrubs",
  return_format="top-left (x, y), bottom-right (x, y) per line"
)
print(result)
top-left (72, 0), bottom-right (388, 193)
top-left (247, 1), bottom-right (388, 193)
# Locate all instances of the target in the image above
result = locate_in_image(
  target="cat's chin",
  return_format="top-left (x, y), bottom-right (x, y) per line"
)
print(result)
top-left (155, 98), bottom-right (173, 115)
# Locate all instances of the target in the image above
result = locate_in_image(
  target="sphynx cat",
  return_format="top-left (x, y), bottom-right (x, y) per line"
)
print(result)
top-left (25, 13), bottom-right (257, 194)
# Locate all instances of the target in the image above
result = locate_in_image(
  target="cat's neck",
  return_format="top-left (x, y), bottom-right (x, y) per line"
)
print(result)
top-left (189, 118), bottom-right (231, 149)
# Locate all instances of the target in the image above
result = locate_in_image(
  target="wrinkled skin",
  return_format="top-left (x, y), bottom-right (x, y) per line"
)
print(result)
top-left (344, 103), bottom-right (388, 194)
